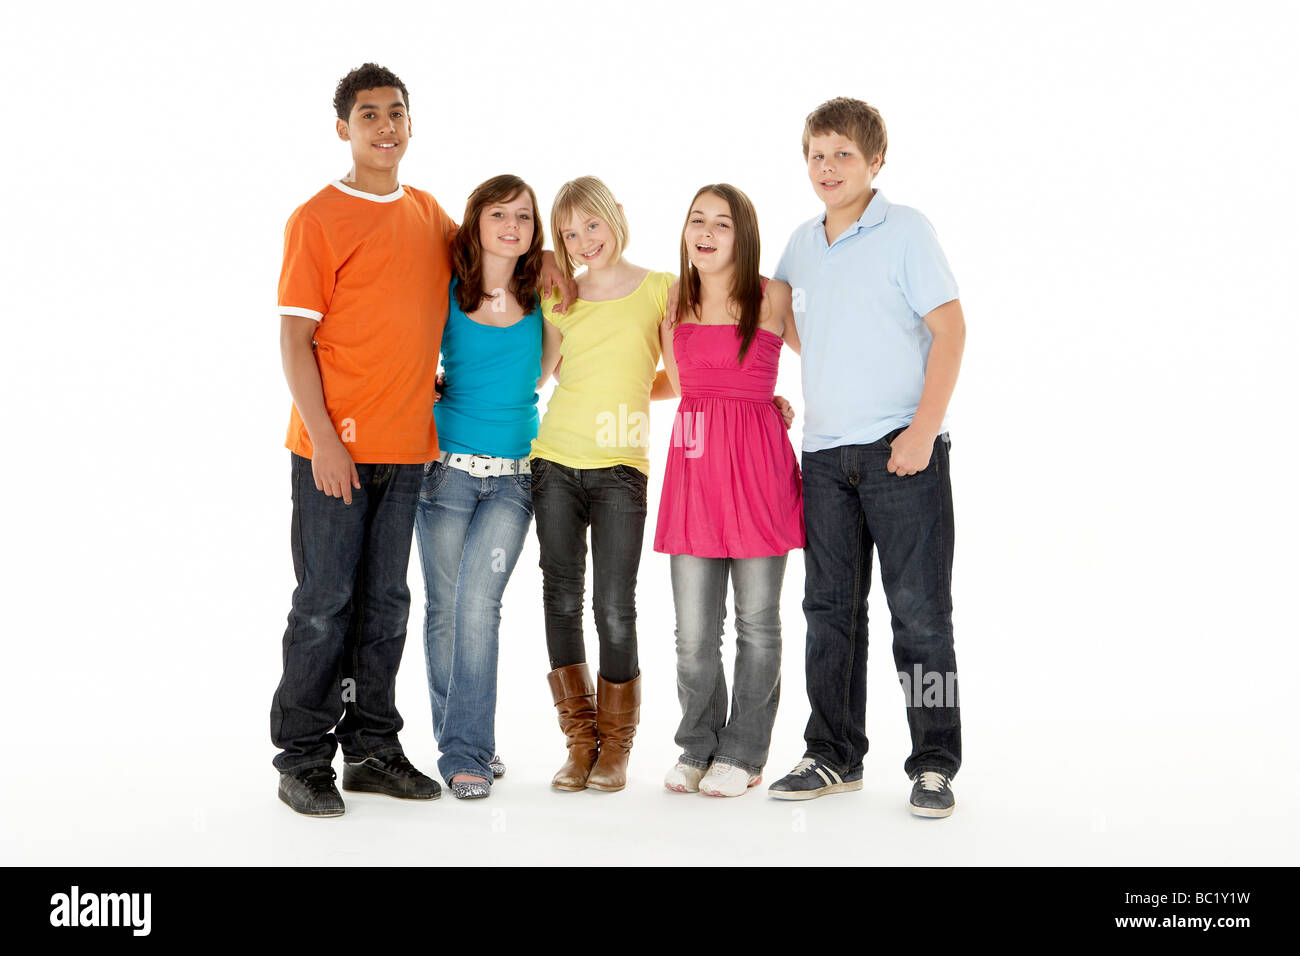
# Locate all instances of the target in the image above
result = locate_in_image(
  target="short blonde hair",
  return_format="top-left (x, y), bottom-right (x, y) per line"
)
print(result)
top-left (550, 175), bottom-right (629, 279)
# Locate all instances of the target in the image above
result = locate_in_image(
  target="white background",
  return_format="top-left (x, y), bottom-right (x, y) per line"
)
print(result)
top-left (2, 0), bottom-right (1297, 865)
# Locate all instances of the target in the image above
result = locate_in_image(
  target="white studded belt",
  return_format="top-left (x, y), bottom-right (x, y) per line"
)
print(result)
top-left (438, 451), bottom-right (532, 477)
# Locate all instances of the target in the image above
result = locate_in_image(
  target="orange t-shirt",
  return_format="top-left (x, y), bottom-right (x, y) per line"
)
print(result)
top-left (277, 180), bottom-right (456, 464)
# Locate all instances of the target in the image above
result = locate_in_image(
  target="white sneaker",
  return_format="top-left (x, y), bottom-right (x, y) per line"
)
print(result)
top-left (664, 761), bottom-right (707, 793)
top-left (699, 761), bottom-right (761, 797)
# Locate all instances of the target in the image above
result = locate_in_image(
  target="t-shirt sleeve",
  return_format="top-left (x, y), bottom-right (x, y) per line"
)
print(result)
top-left (540, 287), bottom-right (566, 331)
top-left (277, 208), bottom-right (335, 321)
top-left (899, 212), bottom-right (959, 318)
top-left (438, 203), bottom-right (458, 243)
top-left (653, 271), bottom-right (674, 318)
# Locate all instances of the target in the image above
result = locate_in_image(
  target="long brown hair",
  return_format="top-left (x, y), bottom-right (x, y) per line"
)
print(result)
top-left (677, 183), bottom-right (763, 363)
top-left (452, 174), bottom-right (544, 314)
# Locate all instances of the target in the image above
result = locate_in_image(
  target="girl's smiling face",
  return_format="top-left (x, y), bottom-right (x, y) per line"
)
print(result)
top-left (561, 212), bottom-right (617, 271)
top-left (478, 191), bottom-right (535, 260)
top-left (684, 191), bottom-right (735, 275)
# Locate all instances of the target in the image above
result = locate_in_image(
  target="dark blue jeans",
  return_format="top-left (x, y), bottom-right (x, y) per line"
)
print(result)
top-left (801, 433), bottom-right (961, 779)
top-left (270, 452), bottom-right (422, 773)
top-left (530, 458), bottom-right (647, 684)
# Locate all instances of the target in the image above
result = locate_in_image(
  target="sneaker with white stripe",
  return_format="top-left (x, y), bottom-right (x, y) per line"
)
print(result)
top-left (767, 757), bottom-right (863, 800)
top-left (909, 770), bottom-right (955, 818)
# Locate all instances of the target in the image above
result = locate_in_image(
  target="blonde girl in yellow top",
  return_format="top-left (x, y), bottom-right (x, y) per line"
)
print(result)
top-left (530, 176), bottom-right (676, 793)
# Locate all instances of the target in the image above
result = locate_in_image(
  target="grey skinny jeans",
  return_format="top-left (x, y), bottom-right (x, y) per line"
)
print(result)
top-left (670, 553), bottom-right (787, 774)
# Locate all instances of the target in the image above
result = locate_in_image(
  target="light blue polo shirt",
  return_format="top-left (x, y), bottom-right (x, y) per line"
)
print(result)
top-left (774, 190), bottom-right (959, 452)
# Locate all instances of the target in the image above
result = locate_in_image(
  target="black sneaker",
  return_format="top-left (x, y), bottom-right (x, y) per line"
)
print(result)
top-left (342, 753), bottom-right (441, 800)
top-left (278, 766), bottom-right (345, 818)
top-left (767, 757), bottom-right (863, 800)
top-left (909, 770), bottom-right (955, 818)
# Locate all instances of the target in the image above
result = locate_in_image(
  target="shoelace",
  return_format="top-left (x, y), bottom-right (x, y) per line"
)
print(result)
top-left (301, 767), bottom-right (337, 794)
top-left (385, 754), bottom-right (419, 775)
top-left (790, 757), bottom-right (818, 776)
top-left (915, 771), bottom-right (948, 792)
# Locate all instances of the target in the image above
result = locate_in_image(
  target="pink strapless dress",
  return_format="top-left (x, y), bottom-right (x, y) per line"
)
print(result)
top-left (654, 323), bottom-right (805, 558)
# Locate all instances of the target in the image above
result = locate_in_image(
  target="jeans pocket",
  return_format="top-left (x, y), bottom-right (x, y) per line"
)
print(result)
top-left (612, 463), bottom-right (647, 487)
top-left (612, 464), bottom-right (649, 506)
top-left (528, 458), bottom-right (550, 494)
top-left (420, 460), bottom-right (451, 499)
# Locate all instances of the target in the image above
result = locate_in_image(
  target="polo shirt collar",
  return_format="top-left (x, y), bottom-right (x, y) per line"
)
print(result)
top-left (817, 189), bottom-right (891, 243)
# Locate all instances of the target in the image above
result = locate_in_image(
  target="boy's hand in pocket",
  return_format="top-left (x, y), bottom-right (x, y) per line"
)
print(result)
top-left (886, 426), bottom-right (935, 477)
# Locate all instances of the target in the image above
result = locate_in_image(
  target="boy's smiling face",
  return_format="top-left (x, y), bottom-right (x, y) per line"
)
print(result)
top-left (336, 86), bottom-right (411, 172)
top-left (806, 131), bottom-right (881, 216)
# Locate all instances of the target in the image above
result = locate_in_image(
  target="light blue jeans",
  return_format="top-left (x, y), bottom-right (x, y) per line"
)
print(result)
top-left (414, 460), bottom-right (533, 784)
top-left (670, 553), bottom-right (787, 775)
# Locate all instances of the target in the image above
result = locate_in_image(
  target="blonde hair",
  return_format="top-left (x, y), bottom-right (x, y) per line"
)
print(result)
top-left (550, 175), bottom-right (629, 279)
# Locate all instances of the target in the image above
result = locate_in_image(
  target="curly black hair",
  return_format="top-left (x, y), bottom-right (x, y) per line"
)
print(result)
top-left (333, 63), bottom-right (410, 122)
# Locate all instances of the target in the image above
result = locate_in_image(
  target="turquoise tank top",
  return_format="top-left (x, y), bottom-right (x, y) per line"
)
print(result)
top-left (434, 279), bottom-right (543, 459)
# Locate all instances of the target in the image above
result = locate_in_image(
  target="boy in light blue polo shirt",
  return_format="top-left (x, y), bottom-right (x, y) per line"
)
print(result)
top-left (767, 97), bottom-right (967, 817)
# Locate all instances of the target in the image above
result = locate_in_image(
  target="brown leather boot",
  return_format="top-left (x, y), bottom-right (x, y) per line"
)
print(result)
top-left (547, 663), bottom-right (599, 791)
top-left (585, 672), bottom-right (641, 792)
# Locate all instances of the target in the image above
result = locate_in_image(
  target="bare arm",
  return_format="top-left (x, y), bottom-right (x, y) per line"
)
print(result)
top-left (765, 280), bottom-right (801, 355)
top-left (764, 283), bottom-right (795, 358)
top-left (280, 314), bottom-right (360, 503)
top-left (887, 298), bottom-right (966, 476)
top-left (651, 367), bottom-right (676, 400)
top-left (538, 314), bottom-right (563, 388)
top-left (664, 279), bottom-right (680, 326)
top-left (658, 315), bottom-right (681, 397)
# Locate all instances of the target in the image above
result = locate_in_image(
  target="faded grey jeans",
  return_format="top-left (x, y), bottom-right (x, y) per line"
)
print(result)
top-left (670, 553), bottom-right (787, 775)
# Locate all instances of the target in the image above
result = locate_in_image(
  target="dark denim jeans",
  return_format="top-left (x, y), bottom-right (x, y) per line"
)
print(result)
top-left (670, 553), bottom-right (786, 775)
top-left (801, 432), bottom-right (961, 780)
top-left (530, 458), bottom-right (647, 683)
top-left (270, 452), bottom-right (422, 773)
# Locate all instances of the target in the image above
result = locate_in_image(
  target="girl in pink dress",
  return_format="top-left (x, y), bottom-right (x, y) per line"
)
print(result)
top-left (655, 184), bottom-right (805, 797)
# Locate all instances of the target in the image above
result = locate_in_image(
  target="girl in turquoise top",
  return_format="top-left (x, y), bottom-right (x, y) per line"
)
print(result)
top-left (414, 174), bottom-right (560, 798)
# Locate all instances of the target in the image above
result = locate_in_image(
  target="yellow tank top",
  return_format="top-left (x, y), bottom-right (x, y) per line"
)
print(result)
top-left (531, 270), bottom-right (672, 476)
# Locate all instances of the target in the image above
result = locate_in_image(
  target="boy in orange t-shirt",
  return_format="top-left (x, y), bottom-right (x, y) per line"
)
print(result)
top-left (269, 63), bottom-right (452, 816)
